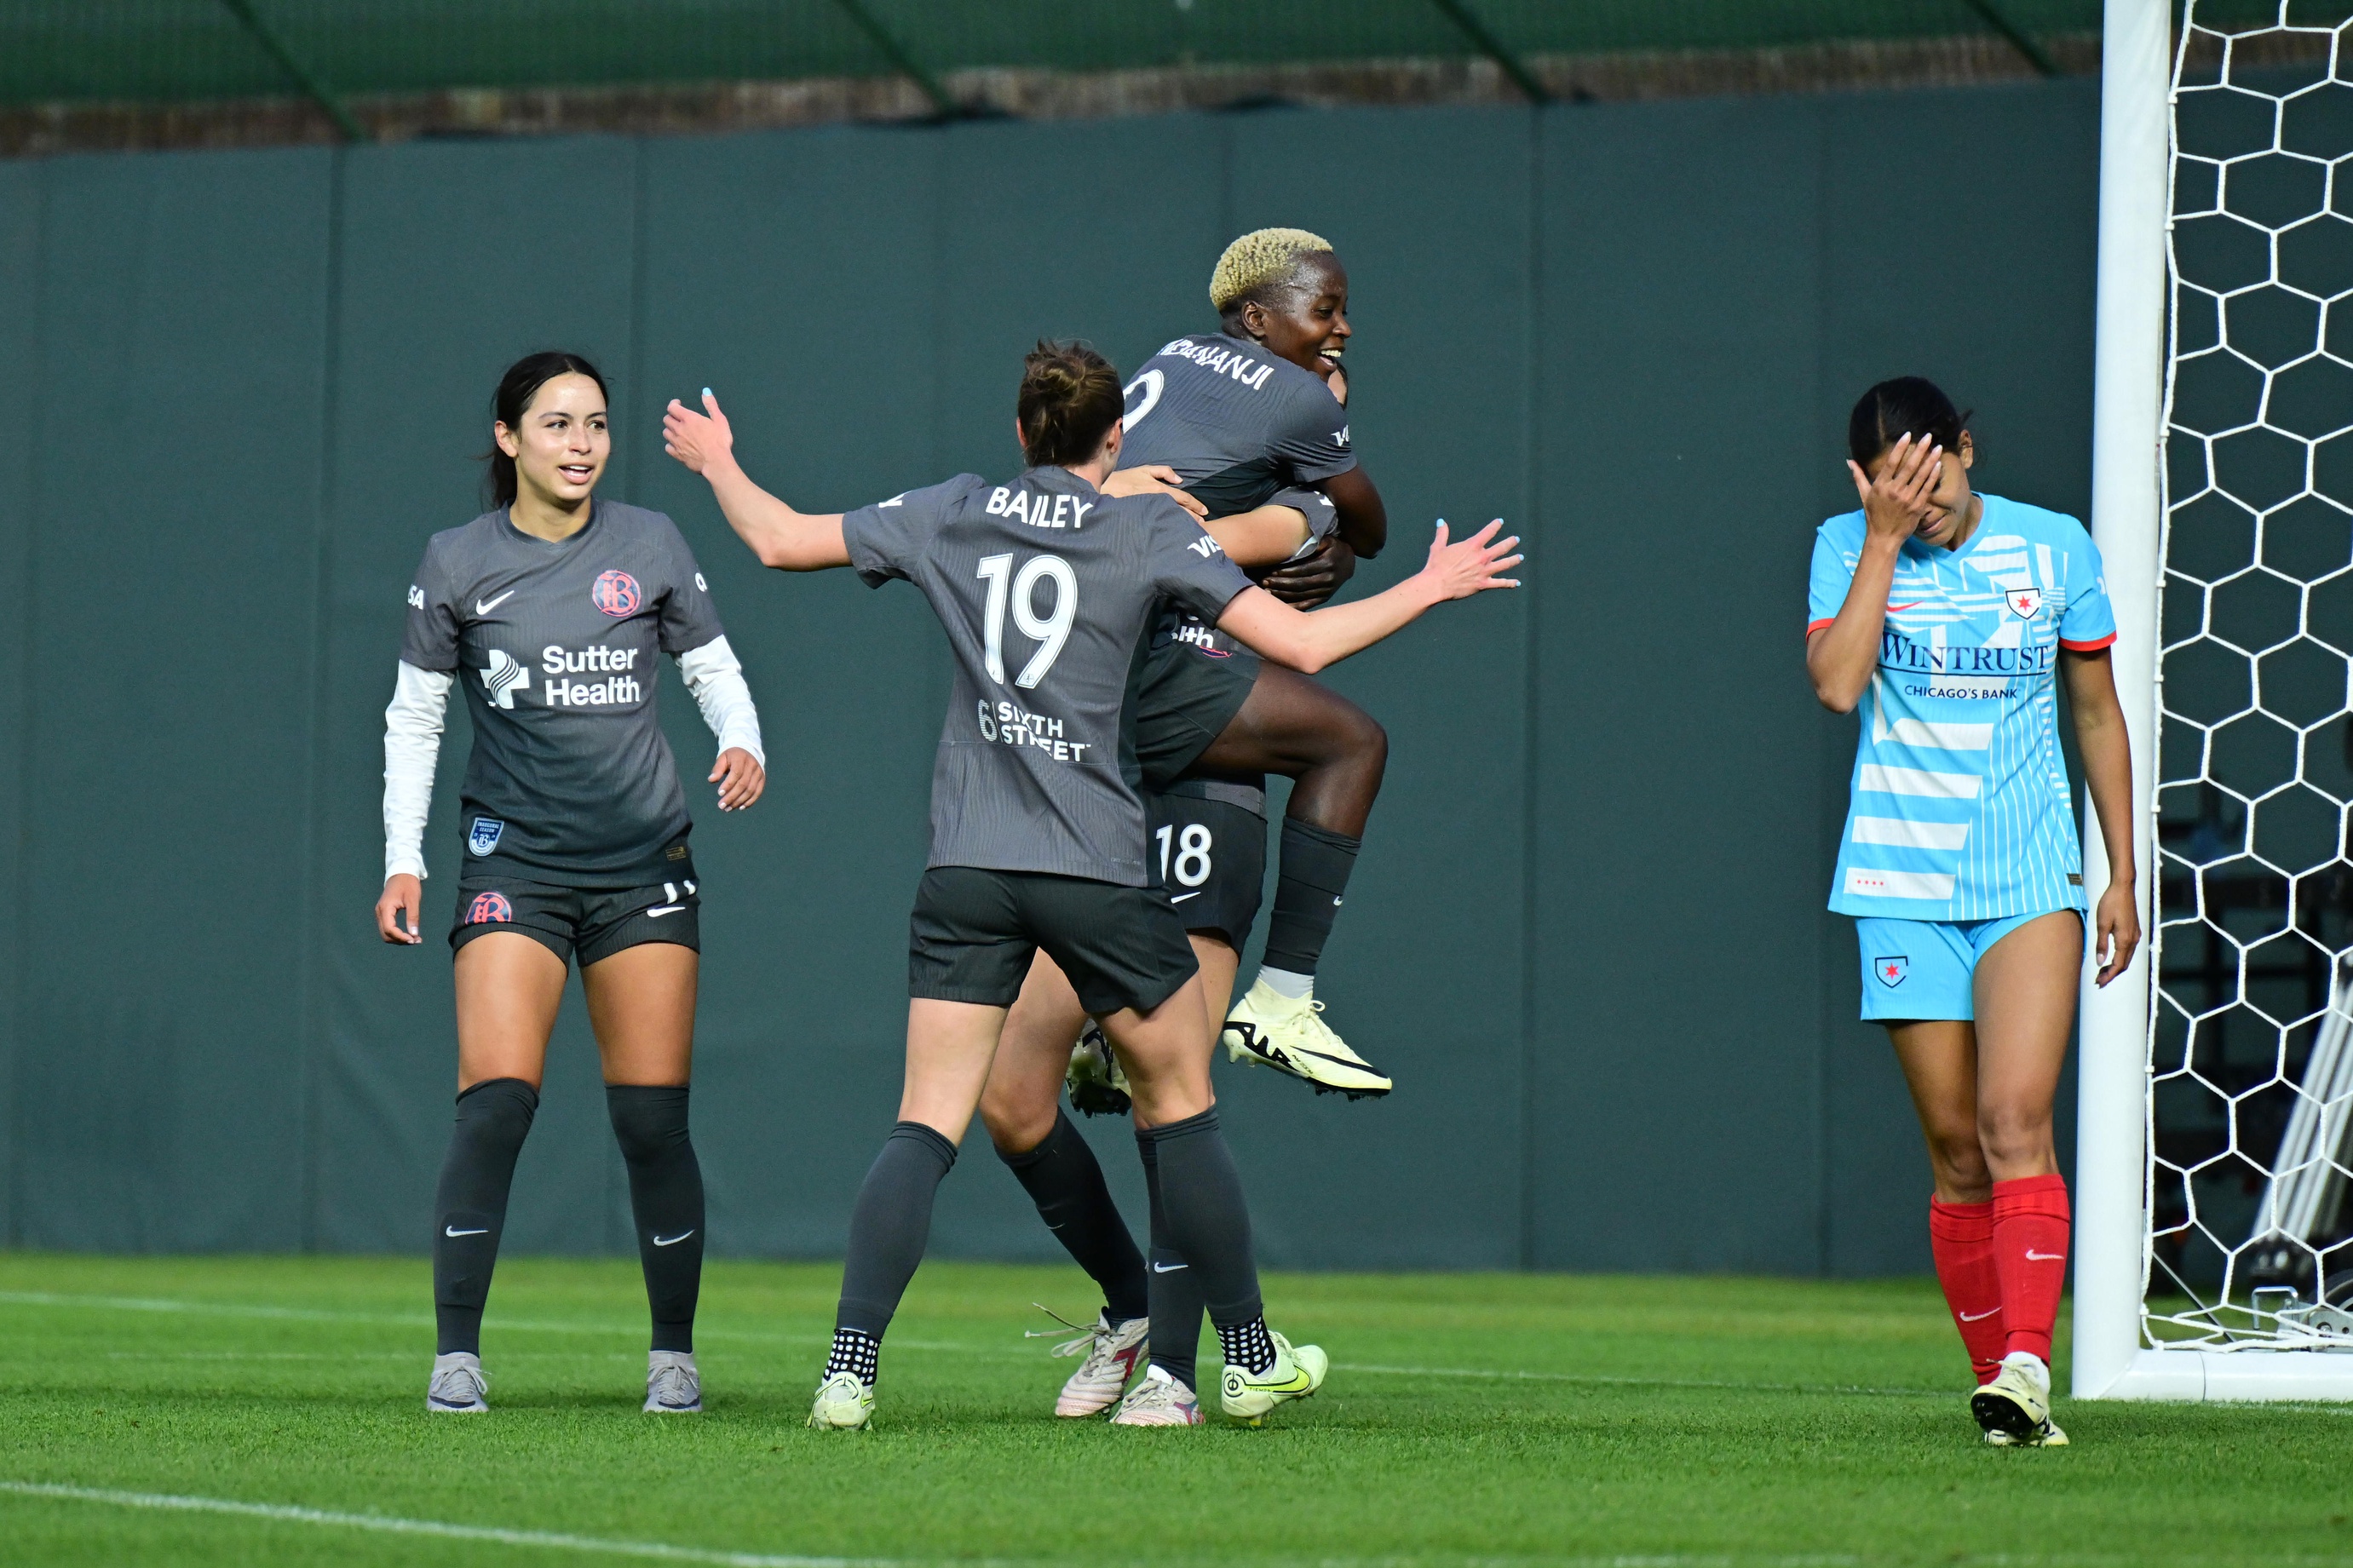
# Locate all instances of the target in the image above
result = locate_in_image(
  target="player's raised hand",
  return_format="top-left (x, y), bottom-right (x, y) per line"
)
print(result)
top-left (711, 746), bottom-right (766, 812)
top-left (1101, 463), bottom-right (1207, 520)
top-left (1419, 519), bottom-right (1522, 601)
top-left (1848, 432), bottom-right (1942, 544)
top-left (664, 388), bottom-right (736, 477)
top-left (376, 873), bottom-right (423, 945)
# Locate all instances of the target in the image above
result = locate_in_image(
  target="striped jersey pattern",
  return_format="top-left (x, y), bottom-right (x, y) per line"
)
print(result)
top-left (1807, 493), bottom-right (2116, 922)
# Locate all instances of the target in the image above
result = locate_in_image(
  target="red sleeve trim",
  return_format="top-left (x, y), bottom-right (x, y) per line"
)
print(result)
top-left (1805, 617), bottom-right (1834, 638)
top-left (2060, 633), bottom-right (2118, 652)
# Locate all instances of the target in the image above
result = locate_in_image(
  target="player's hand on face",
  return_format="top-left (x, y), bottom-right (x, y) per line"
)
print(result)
top-left (663, 389), bottom-right (735, 477)
top-left (2092, 879), bottom-right (2141, 987)
top-left (1263, 537), bottom-right (1355, 607)
top-left (1847, 433), bottom-right (1942, 545)
top-left (711, 747), bottom-right (765, 811)
top-left (376, 874), bottom-right (424, 945)
top-left (1421, 519), bottom-right (1522, 601)
top-left (1100, 464), bottom-right (1206, 520)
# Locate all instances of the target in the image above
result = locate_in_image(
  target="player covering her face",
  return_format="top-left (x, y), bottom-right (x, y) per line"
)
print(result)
top-left (376, 351), bottom-right (768, 1418)
top-left (662, 343), bottom-right (1518, 1427)
top-left (1806, 376), bottom-right (2139, 1447)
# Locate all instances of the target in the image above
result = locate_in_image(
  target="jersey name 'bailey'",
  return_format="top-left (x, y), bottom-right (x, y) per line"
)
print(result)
top-left (402, 500), bottom-right (727, 887)
top-left (843, 465), bottom-right (1252, 885)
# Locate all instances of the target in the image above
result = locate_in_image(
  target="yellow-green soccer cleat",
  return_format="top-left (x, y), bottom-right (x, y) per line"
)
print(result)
top-left (808, 1370), bottom-right (875, 1431)
top-left (1971, 1352), bottom-right (2067, 1446)
top-left (1065, 1021), bottom-right (1132, 1117)
top-left (1221, 979), bottom-right (1391, 1099)
top-left (1219, 1330), bottom-right (1328, 1426)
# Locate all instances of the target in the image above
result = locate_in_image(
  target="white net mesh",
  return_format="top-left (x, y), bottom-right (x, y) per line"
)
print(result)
top-left (2152, 0), bottom-right (2353, 1348)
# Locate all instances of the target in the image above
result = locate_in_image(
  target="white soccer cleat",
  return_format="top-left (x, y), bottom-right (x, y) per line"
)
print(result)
top-left (808, 1370), bottom-right (875, 1430)
top-left (1109, 1364), bottom-right (1204, 1427)
top-left (1066, 1021), bottom-right (1132, 1117)
top-left (1971, 1351), bottom-right (2067, 1446)
top-left (427, 1352), bottom-right (489, 1414)
top-left (1046, 1310), bottom-right (1149, 1417)
top-left (645, 1350), bottom-right (701, 1414)
top-left (1223, 979), bottom-right (1391, 1099)
top-left (1218, 1330), bottom-right (1327, 1426)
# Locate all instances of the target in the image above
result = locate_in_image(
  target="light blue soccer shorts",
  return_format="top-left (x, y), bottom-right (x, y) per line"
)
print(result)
top-left (1855, 910), bottom-right (2081, 1022)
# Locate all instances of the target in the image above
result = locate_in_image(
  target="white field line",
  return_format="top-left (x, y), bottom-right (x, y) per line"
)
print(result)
top-left (0, 1291), bottom-right (999, 1358)
top-left (0, 1481), bottom-right (923, 1567)
top-left (5, 1290), bottom-right (1953, 1398)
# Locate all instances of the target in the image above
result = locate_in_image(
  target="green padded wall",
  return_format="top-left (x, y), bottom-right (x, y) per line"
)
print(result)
top-left (0, 78), bottom-right (2105, 1274)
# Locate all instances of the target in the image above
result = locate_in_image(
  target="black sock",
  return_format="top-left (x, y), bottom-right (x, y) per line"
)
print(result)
top-left (1262, 818), bottom-right (1361, 976)
top-left (999, 1108), bottom-right (1148, 1324)
top-left (1136, 1108), bottom-right (1262, 1359)
top-left (432, 1077), bottom-right (538, 1356)
top-left (1217, 1315), bottom-right (1277, 1376)
top-left (607, 1084), bottom-right (703, 1354)
top-left (1136, 1134), bottom-right (1205, 1393)
top-left (826, 1326), bottom-right (880, 1384)
top-left (836, 1121), bottom-right (958, 1341)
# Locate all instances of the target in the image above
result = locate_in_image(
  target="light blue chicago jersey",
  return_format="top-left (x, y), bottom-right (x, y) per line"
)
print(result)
top-left (1808, 492), bottom-right (2117, 921)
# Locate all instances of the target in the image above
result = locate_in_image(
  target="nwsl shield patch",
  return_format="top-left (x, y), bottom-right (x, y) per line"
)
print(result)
top-left (1875, 955), bottom-right (1910, 988)
top-left (468, 817), bottom-right (504, 856)
top-left (2005, 587), bottom-right (2044, 620)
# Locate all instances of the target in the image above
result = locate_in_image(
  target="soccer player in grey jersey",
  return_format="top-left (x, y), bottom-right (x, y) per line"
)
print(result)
top-left (375, 353), bottom-right (768, 1419)
top-left (662, 342), bottom-right (1518, 1428)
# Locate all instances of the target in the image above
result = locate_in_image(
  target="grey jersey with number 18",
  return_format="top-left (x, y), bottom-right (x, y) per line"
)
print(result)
top-left (843, 466), bottom-right (1253, 886)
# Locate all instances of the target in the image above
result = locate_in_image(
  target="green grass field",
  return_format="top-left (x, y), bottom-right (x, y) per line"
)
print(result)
top-left (0, 1253), bottom-right (2345, 1566)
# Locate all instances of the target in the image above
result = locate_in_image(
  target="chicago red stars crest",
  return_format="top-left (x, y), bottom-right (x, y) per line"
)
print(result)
top-left (2005, 587), bottom-right (2044, 620)
top-left (1875, 954), bottom-right (1909, 987)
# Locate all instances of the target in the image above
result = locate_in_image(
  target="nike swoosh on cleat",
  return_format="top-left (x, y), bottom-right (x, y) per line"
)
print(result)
top-left (653, 1231), bottom-right (694, 1246)
top-left (444, 1226), bottom-right (488, 1238)
top-left (475, 590), bottom-right (516, 615)
top-left (1152, 1261), bottom-right (1188, 1273)
top-left (2024, 1249), bottom-right (2066, 1261)
top-left (1959, 1307), bottom-right (2000, 1321)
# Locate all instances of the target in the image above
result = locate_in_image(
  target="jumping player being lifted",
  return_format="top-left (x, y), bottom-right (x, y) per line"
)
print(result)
top-left (661, 342), bottom-right (1518, 1428)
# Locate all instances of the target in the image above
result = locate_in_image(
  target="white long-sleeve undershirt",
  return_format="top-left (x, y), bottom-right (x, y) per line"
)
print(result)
top-left (383, 661), bottom-right (452, 882)
top-left (378, 637), bottom-right (765, 884)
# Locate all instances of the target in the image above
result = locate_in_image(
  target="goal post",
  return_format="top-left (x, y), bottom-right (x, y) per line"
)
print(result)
top-left (2074, 0), bottom-right (2353, 1400)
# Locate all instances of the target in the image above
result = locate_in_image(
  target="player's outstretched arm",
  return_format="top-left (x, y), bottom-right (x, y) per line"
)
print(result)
top-left (1217, 519), bottom-right (1518, 675)
top-left (2062, 646), bottom-right (2142, 986)
top-left (1806, 433), bottom-right (1941, 713)
top-left (663, 390), bottom-right (851, 571)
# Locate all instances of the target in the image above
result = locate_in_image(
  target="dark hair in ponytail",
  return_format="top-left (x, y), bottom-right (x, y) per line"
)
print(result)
top-left (1847, 376), bottom-right (1972, 470)
top-left (1016, 340), bottom-right (1124, 468)
top-left (484, 350), bottom-right (608, 509)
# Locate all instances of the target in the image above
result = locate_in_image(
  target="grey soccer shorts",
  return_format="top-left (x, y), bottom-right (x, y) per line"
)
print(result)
top-left (907, 866), bottom-right (1199, 1015)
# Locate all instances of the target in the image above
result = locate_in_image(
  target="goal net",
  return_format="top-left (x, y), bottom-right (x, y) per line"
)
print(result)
top-left (2147, 0), bottom-right (2353, 1366)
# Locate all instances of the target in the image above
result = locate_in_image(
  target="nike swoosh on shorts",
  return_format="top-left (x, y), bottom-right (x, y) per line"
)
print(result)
top-left (644, 905), bottom-right (685, 918)
top-left (1169, 892), bottom-right (1200, 905)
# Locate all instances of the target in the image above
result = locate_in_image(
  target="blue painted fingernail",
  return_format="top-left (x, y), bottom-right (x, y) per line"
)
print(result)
top-left (702, 387), bottom-right (713, 399)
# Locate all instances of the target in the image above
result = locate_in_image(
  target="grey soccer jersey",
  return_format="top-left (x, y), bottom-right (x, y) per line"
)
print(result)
top-left (843, 466), bottom-right (1253, 886)
top-left (400, 501), bottom-right (727, 887)
top-left (1117, 332), bottom-right (1355, 518)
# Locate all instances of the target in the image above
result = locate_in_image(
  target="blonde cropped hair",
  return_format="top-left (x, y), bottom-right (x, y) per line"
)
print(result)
top-left (1209, 227), bottom-right (1334, 313)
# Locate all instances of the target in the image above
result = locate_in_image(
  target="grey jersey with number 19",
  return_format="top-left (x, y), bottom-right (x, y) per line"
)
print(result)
top-left (843, 467), bottom-right (1253, 886)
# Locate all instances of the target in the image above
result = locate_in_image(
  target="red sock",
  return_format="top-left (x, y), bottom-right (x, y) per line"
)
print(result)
top-left (1991, 1174), bottom-right (2070, 1364)
top-left (1928, 1197), bottom-right (2005, 1384)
